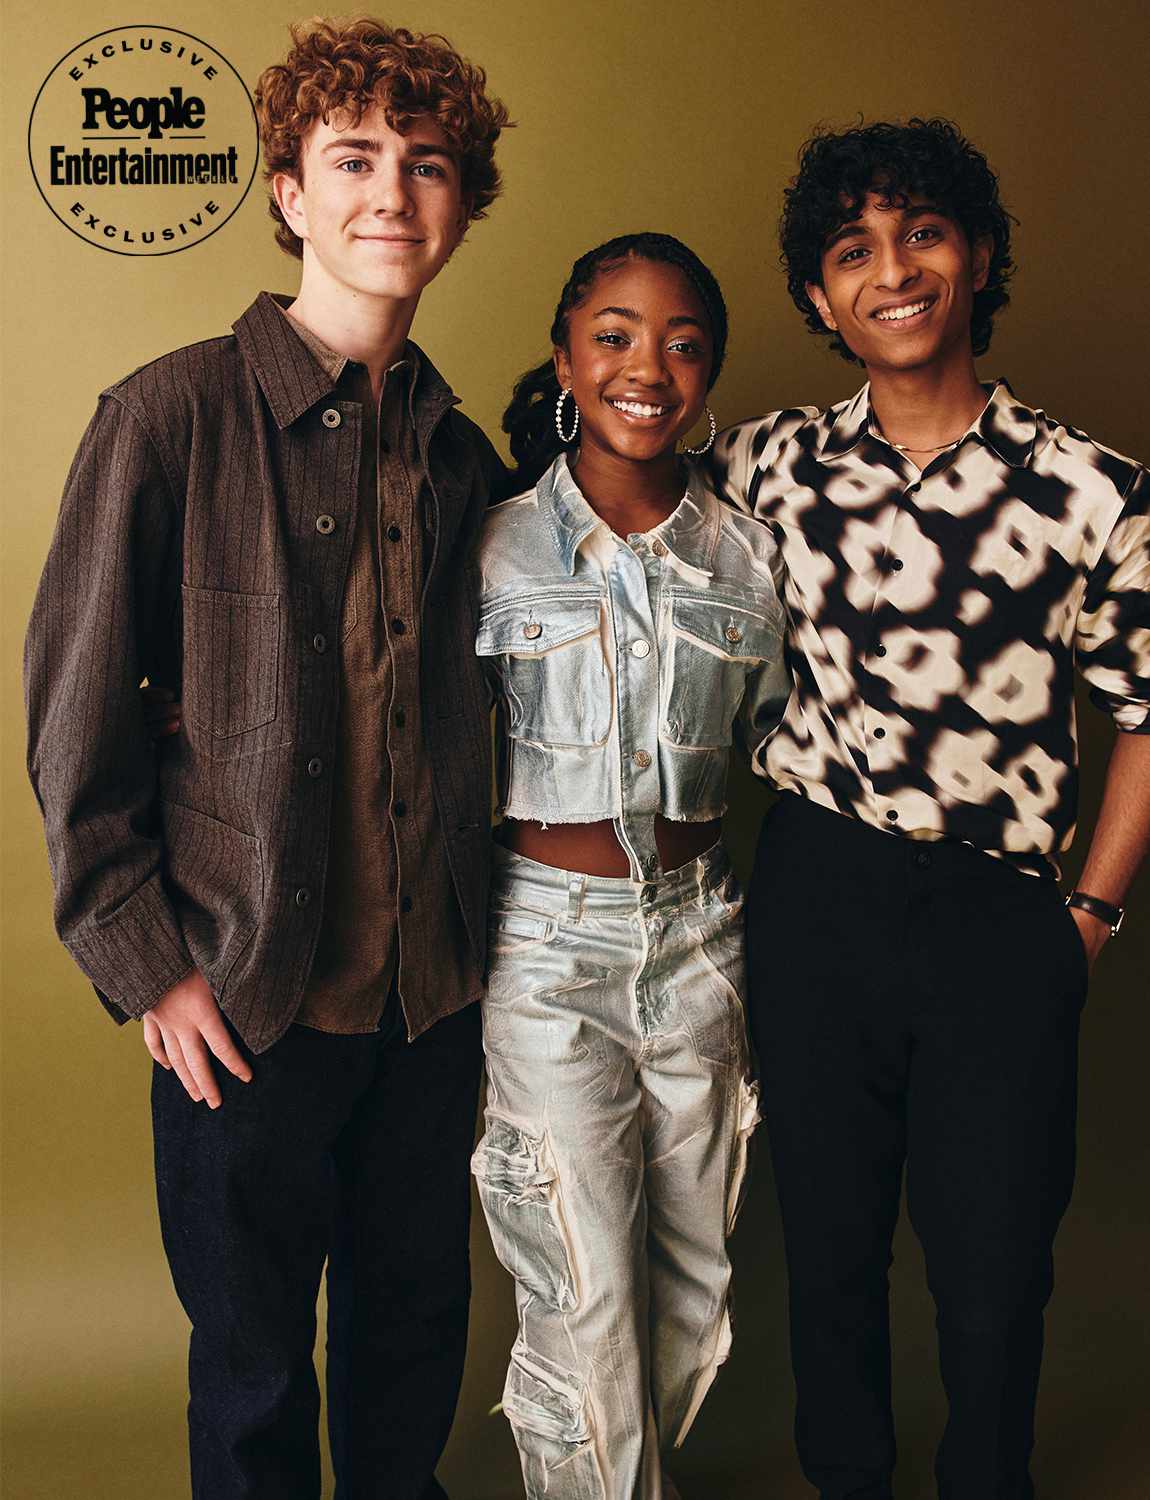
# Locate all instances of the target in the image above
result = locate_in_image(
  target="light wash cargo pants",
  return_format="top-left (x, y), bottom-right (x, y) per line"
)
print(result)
top-left (472, 843), bottom-right (760, 1499)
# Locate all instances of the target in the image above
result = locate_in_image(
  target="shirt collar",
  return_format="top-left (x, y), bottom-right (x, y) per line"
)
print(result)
top-left (536, 453), bottom-right (720, 577)
top-left (232, 291), bottom-right (458, 432)
top-left (816, 377), bottom-right (1037, 469)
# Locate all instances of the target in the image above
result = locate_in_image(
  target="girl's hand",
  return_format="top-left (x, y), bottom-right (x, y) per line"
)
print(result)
top-left (142, 683), bottom-right (182, 740)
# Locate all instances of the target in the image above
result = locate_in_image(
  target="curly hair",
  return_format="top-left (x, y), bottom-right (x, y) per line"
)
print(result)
top-left (255, 16), bottom-right (511, 257)
top-left (780, 117), bottom-right (1015, 362)
top-left (502, 232), bottom-right (729, 488)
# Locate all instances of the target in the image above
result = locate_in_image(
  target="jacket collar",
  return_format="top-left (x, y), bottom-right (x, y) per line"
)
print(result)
top-left (232, 292), bottom-right (459, 434)
top-left (536, 453), bottom-right (721, 578)
top-left (816, 377), bottom-right (1037, 469)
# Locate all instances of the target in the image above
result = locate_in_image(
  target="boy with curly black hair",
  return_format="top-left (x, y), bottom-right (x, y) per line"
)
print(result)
top-left (712, 117), bottom-right (1150, 1500)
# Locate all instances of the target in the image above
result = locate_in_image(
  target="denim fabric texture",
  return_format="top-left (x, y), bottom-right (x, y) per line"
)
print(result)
top-left (152, 1001), bottom-right (483, 1500)
top-left (472, 845), bottom-right (759, 1499)
top-left (476, 454), bottom-right (791, 881)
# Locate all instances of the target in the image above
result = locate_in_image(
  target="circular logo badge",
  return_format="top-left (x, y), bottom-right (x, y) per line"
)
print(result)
top-left (28, 26), bottom-right (258, 256)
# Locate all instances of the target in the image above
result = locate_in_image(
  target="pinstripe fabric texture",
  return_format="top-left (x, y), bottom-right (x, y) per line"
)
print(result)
top-left (25, 292), bottom-right (501, 1053)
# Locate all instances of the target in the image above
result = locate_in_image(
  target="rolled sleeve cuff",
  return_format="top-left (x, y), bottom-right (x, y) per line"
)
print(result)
top-left (66, 877), bottom-right (195, 1019)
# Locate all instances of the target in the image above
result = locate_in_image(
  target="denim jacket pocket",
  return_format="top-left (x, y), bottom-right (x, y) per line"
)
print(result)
top-left (662, 594), bottom-right (782, 749)
top-left (477, 592), bottom-right (612, 749)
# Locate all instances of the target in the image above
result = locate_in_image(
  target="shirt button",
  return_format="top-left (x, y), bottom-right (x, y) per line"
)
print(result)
top-left (875, 644), bottom-right (887, 658)
top-left (321, 408), bottom-right (341, 429)
top-left (387, 525), bottom-right (402, 542)
top-left (316, 514), bottom-right (336, 535)
top-left (295, 887), bottom-right (312, 907)
top-left (633, 749), bottom-right (653, 769)
top-left (914, 850), bottom-right (932, 868)
top-left (400, 895), bottom-right (414, 914)
top-left (891, 557), bottom-right (904, 571)
top-left (652, 540), bottom-right (668, 558)
top-left (873, 726), bottom-right (886, 739)
top-left (391, 617), bottom-right (406, 634)
top-left (312, 633), bottom-right (328, 654)
top-left (395, 707), bottom-right (406, 727)
top-left (886, 809), bottom-right (899, 823)
top-left (631, 640), bottom-right (651, 658)
top-left (394, 799), bottom-right (407, 817)
top-left (724, 624), bottom-right (743, 644)
top-left (307, 757), bottom-right (323, 778)
top-left (523, 621), bottom-right (543, 640)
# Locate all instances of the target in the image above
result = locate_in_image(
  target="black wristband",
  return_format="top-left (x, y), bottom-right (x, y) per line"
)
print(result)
top-left (1065, 890), bottom-right (1125, 936)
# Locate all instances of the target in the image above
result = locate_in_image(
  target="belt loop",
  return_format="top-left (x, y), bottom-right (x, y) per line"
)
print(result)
top-left (567, 873), bottom-right (587, 923)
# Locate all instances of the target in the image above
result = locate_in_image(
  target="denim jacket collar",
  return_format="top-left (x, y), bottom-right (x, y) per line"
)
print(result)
top-left (817, 377), bottom-right (1036, 469)
top-left (537, 453), bottom-right (721, 578)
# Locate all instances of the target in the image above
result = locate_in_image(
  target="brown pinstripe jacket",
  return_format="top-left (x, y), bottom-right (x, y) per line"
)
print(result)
top-left (25, 292), bottom-right (502, 1053)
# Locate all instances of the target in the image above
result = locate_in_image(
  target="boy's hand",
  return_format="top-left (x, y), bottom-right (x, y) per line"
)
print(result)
top-left (143, 970), bottom-right (253, 1106)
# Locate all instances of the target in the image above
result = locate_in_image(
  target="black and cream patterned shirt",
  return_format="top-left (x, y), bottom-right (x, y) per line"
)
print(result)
top-left (711, 380), bottom-right (1150, 876)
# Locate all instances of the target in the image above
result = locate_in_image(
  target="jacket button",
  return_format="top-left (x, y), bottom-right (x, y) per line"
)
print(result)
top-left (652, 540), bottom-right (668, 558)
top-left (630, 640), bottom-right (651, 658)
top-left (387, 525), bottom-right (402, 542)
top-left (321, 408), bottom-right (342, 429)
top-left (295, 887), bottom-right (312, 907)
top-left (307, 757), bottom-right (324, 778)
top-left (312, 633), bottom-right (328, 654)
top-left (891, 557), bottom-right (904, 571)
top-left (522, 621), bottom-right (543, 640)
top-left (886, 809), bottom-right (899, 822)
top-left (316, 514), bottom-right (336, 535)
top-left (390, 617), bottom-right (406, 634)
top-left (632, 749), bottom-right (652, 769)
top-left (724, 625), bottom-right (743, 644)
top-left (875, 644), bottom-right (887, 658)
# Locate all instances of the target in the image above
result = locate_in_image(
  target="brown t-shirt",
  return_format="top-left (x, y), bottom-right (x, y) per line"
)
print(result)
top-left (285, 313), bottom-right (479, 1034)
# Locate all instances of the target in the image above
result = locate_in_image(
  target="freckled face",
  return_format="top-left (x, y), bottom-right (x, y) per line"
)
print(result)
top-left (274, 104), bottom-right (466, 305)
top-left (807, 191), bottom-right (990, 374)
top-left (554, 258), bottom-right (713, 466)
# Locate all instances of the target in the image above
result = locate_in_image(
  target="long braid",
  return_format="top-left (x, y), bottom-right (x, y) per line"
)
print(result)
top-left (502, 232), bottom-right (728, 489)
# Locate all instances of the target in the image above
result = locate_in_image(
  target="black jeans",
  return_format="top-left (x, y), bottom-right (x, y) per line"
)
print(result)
top-left (152, 996), bottom-right (483, 1500)
top-left (748, 796), bottom-right (1087, 1500)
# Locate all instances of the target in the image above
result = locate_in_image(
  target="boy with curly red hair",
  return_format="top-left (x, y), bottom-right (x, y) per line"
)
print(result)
top-left (27, 18), bottom-right (510, 1499)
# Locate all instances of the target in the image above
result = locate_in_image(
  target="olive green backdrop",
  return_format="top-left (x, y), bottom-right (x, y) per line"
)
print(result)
top-left (3, 1), bottom-right (1148, 1495)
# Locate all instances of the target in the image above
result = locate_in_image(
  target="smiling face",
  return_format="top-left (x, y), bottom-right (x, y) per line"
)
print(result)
top-left (274, 104), bottom-right (467, 309)
top-left (806, 191), bottom-right (991, 376)
top-left (554, 257), bottom-right (713, 468)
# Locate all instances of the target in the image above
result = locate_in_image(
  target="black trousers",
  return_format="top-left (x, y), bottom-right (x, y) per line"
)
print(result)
top-left (152, 996), bottom-right (483, 1500)
top-left (748, 796), bottom-right (1087, 1500)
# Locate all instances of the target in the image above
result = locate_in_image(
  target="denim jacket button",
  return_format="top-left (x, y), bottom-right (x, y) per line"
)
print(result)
top-left (724, 624), bottom-right (743, 644)
top-left (522, 621), bottom-right (543, 640)
top-left (632, 749), bottom-right (652, 769)
top-left (652, 539), bottom-right (668, 558)
top-left (321, 408), bottom-right (342, 429)
top-left (630, 639), bottom-right (651, 658)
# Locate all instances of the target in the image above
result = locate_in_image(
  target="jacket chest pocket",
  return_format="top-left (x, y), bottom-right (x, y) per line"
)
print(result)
top-left (476, 595), bottom-right (612, 749)
top-left (182, 586), bottom-right (283, 755)
top-left (662, 595), bottom-right (782, 749)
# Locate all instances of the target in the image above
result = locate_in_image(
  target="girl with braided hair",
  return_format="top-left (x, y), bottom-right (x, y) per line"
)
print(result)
top-left (471, 233), bottom-right (789, 1497)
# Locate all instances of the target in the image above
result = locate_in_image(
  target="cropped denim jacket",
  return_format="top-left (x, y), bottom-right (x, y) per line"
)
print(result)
top-left (476, 454), bottom-right (791, 880)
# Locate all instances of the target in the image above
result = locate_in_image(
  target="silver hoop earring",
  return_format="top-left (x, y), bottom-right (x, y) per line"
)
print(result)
top-left (683, 406), bottom-right (717, 456)
top-left (555, 387), bottom-right (580, 444)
